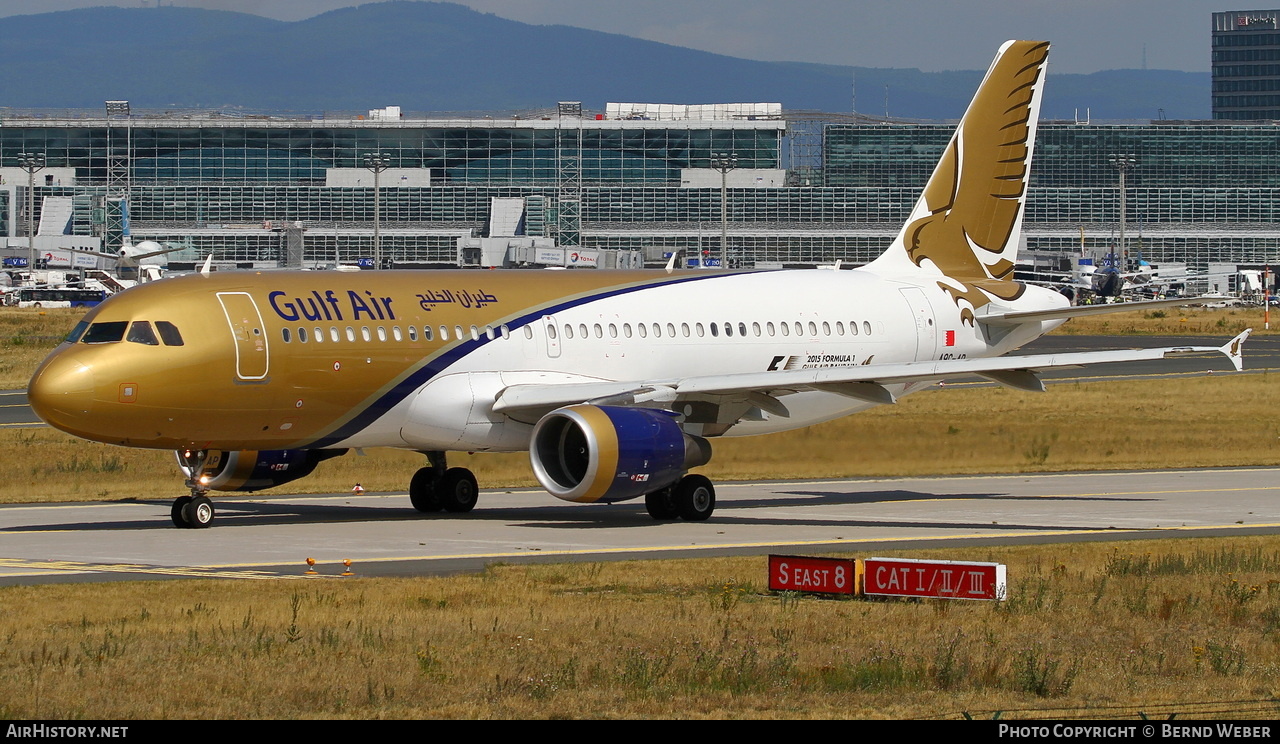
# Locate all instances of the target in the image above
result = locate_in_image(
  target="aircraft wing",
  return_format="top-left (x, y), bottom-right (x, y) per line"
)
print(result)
top-left (492, 330), bottom-right (1250, 420)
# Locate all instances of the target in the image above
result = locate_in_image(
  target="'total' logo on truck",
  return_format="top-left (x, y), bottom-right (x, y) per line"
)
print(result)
top-left (863, 557), bottom-right (1006, 601)
top-left (768, 555), bottom-right (855, 595)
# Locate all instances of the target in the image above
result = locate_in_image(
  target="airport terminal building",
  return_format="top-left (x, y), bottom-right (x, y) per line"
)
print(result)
top-left (0, 103), bottom-right (1277, 272)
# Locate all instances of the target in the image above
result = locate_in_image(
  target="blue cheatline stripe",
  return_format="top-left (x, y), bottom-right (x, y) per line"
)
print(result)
top-left (305, 271), bottom-right (759, 448)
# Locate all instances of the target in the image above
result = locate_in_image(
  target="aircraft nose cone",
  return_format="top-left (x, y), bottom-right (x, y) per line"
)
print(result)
top-left (28, 354), bottom-right (96, 434)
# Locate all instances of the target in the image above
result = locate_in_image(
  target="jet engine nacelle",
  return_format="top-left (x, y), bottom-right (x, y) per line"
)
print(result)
top-left (185, 449), bottom-right (346, 492)
top-left (530, 405), bottom-right (711, 503)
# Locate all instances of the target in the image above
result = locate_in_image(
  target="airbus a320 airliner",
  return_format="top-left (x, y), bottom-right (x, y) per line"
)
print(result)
top-left (28, 41), bottom-right (1249, 528)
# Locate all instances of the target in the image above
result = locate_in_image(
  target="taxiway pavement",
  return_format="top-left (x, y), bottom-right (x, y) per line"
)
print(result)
top-left (0, 467), bottom-right (1275, 585)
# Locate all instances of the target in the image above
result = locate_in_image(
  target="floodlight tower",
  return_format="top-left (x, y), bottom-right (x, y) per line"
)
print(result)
top-left (1109, 155), bottom-right (1137, 272)
top-left (17, 152), bottom-right (46, 274)
top-left (363, 152), bottom-right (392, 270)
top-left (710, 152), bottom-right (738, 268)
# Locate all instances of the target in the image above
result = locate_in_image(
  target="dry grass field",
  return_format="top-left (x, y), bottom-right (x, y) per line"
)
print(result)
top-left (1053, 306), bottom-right (1269, 337)
top-left (0, 307), bottom-right (82, 390)
top-left (1, 537), bottom-right (1278, 719)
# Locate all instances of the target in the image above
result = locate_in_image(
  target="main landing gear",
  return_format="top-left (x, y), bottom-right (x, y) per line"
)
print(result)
top-left (172, 449), bottom-right (216, 529)
top-left (644, 474), bottom-right (716, 521)
top-left (409, 451), bottom-right (479, 514)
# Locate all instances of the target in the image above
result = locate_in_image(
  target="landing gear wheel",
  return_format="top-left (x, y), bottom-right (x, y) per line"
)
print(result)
top-left (438, 468), bottom-right (479, 513)
top-left (171, 496), bottom-right (192, 528)
top-left (645, 487), bottom-right (679, 520)
top-left (182, 495), bottom-right (215, 529)
top-left (674, 474), bottom-right (715, 521)
top-left (409, 467), bottom-right (443, 512)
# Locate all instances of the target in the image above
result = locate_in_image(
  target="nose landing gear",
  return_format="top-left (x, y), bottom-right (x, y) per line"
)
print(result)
top-left (172, 449), bottom-right (215, 529)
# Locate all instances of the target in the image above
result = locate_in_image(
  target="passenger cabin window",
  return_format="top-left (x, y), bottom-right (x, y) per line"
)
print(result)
top-left (314, 327), bottom-right (324, 343)
top-left (126, 321), bottom-right (160, 346)
top-left (83, 321), bottom-right (128, 344)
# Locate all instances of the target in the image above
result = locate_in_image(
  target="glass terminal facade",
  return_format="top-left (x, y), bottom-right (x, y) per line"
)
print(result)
top-left (1213, 9), bottom-right (1280, 120)
top-left (824, 122), bottom-right (1280, 266)
top-left (0, 120), bottom-right (780, 185)
top-left (1, 112), bottom-right (1278, 269)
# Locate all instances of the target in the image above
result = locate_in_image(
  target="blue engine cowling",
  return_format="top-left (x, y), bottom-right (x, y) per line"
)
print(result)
top-left (529, 405), bottom-right (711, 503)
top-left (185, 449), bottom-right (346, 492)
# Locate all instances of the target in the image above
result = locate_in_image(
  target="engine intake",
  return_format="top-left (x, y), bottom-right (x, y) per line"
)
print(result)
top-left (530, 405), bottom-right (711, 503)
top-left (180, 449), bottom-right (346, 492)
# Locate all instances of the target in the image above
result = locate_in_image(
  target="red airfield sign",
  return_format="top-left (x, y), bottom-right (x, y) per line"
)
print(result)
top-left (863, 557), bottom-right (1006, 600)
top-left (768, 555), bottom-right (856, 595)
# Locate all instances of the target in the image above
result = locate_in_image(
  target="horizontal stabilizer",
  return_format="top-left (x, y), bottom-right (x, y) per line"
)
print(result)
top-left (977, 297), bottom-right (1216, 327)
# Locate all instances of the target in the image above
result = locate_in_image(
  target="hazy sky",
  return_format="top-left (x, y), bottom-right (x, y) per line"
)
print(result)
top-left (0, 0), bottom-right (1233, 74)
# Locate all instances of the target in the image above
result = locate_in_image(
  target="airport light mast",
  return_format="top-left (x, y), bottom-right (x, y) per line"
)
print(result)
top-left (17, 152), bottom-right (46, 276)
top-left (362, 152), bottom-right (392, 270)
top-left (104, 100), bottom-right (131, 255)
top-left (710, 152), bottom-right (737, 268)
top-left (1109, 155), bottom-right (1137, 274)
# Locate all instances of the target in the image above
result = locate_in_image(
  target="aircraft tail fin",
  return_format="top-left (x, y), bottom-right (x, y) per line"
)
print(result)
top-left (1220, 329), bottom-right (1250, 372)
top-left (866, 40), bottom-right (1050, 326)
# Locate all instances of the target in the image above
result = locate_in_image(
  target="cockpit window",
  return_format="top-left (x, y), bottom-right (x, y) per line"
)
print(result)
top-left (82, 321), bottom-right (128, 344)
top-left (126, 321), bottom-right (160, 346)
top-left (156, 321), bottom-right (184, 346)
top-left (65, 320), bottom-right (89, 344)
